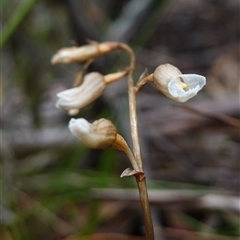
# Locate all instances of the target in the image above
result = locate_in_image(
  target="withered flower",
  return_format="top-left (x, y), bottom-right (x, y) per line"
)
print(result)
top-left (56, 72), bottom-right (106, 115)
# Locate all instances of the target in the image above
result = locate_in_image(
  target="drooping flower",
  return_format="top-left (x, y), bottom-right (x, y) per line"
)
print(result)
top-left (69, 117), bottom-right (141, 171)
top-left (153, 64), bottom-right (206, 102)
top-left (56, 72), bottom-right (106, 115)
top-left (69, 118), bottom-right (117, 149)
top-left (56, 69), bottom-right (130, 115)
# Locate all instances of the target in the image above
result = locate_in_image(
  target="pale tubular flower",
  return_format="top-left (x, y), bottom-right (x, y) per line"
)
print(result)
top-left (69, 118), bottom-right (117, 149)
top-left (51, 45), bottom-right (98, 64)
top-left (51, 42), bottom-right (120, 65)
top-left (56, 72), bottom-right (106, 115)
top-left (153, 64), bottom-right (206, 102)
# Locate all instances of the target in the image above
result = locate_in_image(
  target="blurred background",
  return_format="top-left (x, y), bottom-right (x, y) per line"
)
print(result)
top-left (1, 0), bottom-right (239, 239)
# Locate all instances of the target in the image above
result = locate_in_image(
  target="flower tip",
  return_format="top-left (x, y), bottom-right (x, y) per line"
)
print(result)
top-left (51, 48), bottom-right (74, 65)
top-left (201, 76), bottom-right (207, 86)
top-left (68, 118), bottom-right (76, 130)
top-left (69, 118), bottom-right (76, 124)
top-left (69, 117), bottom-right (87, 126)
top-left (68, 118), bottom-right (90, 134)
top-left (55, 101), bottom-right (60, 109)
top-left (51, 54), bottom-right (58, 65)
top-left (68, 109), bottom-right (80, 116)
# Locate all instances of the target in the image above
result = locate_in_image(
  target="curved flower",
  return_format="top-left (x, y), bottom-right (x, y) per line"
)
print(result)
top-left (56, 72), bottom-right (106, 115)
top-left (153, 64), bottom-right (206, 102)
top-left (69, 118), bottom-right (117, 149)
top-left (69, 118), bottom-right (142, 171)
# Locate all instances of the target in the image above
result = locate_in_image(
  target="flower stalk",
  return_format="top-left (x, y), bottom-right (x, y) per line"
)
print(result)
top-left (120, 43), bottom-right (155, 240)
top-left (52, 41), bottom-right (206, 240)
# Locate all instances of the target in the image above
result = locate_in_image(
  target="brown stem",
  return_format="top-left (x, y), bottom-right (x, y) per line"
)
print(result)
top-left (118, 43), bottom-right (142, 169)
top-left (112, 134), bottom-right (141, 172)
top-left (137, 177), bottom-right (155, 240)
top-left (134, 74), bottom-right (154, 93)
top-left (120, 43), bottom-right (155, 240)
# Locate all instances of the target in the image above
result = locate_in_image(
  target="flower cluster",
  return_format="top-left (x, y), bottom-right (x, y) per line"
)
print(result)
top-left (52, 42), bottom-right (206, 153)
top-left (52, 41), bottom-right (207, 239)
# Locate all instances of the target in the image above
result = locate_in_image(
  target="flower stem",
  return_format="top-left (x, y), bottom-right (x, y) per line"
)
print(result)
top-left (120, 43), bottom-right (154, 240)
top-left (136, 177), bottom-right (155, 240)
top-left (134, 74), bottom-right (154, 93)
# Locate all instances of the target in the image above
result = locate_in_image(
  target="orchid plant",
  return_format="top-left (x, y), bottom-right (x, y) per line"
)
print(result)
top-left (51, 41), bottom-right (206, 240)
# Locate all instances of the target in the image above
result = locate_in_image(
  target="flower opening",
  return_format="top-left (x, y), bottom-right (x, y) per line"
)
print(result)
top-left (153, 64), bottom-right (206, 102)
top-left (168, 74), bottom-right (206, 102)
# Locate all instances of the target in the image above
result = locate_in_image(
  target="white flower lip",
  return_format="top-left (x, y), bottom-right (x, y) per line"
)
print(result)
top-left (69, 118), bottom-right (91, 137)
top-left (55, 72), bottom-right (106, 114)
top-left (168, 74), bottom-right (206, 102)
top-left (69, 117), bottom-right (95, 148)
top-left (57, 87), bottom-right (80, 101)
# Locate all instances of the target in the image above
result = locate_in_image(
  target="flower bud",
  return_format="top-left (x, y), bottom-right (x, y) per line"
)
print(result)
top-left (56, 72), bottom-right (106, 115)
top-left (153, 64), bottom-right (206, 102)
top-left (69, 118), bottom-right (117, 149)
top-left (51, 45), bottom-right (99, 64)
top-left (51, 42), bottom-right (120, 65)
